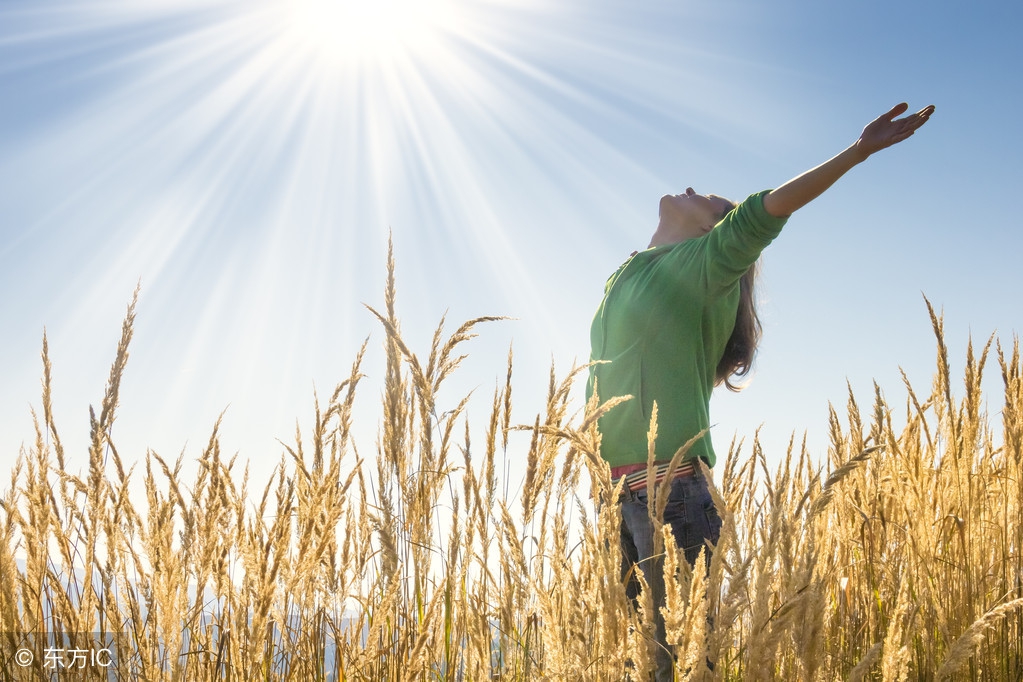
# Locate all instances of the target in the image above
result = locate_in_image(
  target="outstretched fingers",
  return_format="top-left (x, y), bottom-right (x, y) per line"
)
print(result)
top-left (882, 102), bottom-right (910, 120)
top-left (912, 104), bottom-right (935, 124)
top-left (900, 105), bottom-right (935, 134)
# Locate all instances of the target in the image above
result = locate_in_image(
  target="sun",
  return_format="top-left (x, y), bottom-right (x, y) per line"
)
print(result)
top-left (280, 0), bottom-right (463, 65)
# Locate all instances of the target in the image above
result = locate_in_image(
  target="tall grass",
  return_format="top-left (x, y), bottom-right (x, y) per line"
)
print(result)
top-left (2, 246), bottom-right (1022, 680)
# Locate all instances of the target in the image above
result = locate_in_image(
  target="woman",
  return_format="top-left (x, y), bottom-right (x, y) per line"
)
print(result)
top-left (586, 102), bottom-right (934, 679)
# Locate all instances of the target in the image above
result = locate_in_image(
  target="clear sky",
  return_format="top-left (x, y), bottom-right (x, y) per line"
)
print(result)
top-left (2, 0), bottom-right (1021, 493)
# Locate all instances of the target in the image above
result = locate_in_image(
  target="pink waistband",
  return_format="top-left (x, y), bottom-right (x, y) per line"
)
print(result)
top-left (610, 460), bottom-right (697, 493)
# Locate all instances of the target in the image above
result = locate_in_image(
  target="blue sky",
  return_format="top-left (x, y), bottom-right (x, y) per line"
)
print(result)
top-left (2, 0), bottom-right (1021, 492)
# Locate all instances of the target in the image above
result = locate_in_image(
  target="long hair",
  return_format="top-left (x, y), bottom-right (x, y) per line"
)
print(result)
top-left (716, 262), bottom-right (761, 391)
top-left (715, 201), bottom-right (762, 391)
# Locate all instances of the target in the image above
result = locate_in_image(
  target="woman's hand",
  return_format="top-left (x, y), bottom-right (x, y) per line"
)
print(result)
top-left (854, 102), bottom-right (935, 160)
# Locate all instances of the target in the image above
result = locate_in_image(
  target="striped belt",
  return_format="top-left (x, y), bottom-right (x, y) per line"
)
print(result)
top-left (611, 460), bottom-right (697, 493)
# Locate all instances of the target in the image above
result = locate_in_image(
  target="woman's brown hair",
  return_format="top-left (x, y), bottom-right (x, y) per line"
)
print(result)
top-left (713, 200), bottom-right (761, 391)
top-left (716, 260), bottom-right (761, 391)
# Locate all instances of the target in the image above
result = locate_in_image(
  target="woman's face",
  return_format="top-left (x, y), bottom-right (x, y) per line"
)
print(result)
top-left (658, 187), bottom-right (734, 241)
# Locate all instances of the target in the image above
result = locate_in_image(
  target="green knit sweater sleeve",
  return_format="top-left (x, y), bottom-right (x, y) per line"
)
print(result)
top-left (692, 190), bottom-right (788, 291)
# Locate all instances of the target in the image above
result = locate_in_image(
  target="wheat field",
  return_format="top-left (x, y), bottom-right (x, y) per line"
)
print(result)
top-left (2, 248), bottom-right (1022, 681)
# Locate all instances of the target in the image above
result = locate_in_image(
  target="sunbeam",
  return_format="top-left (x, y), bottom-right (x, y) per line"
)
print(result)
top-left (0, 0), bottom-right (886, 479)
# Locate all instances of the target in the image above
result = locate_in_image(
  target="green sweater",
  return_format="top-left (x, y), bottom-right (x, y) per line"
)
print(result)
top-left (587, 190), bottom-right (788, 468)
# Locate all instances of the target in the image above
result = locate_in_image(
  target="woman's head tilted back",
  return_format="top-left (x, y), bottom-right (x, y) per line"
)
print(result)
top-left (650, 187), bottom-right (735, 247)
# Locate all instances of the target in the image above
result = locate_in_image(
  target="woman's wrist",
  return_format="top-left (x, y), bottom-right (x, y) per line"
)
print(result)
top-left (849, 140), bottom-right (873, 164)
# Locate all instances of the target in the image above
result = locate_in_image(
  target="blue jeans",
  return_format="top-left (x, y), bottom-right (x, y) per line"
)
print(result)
top-left (619, 472), bottom-right (721, 681)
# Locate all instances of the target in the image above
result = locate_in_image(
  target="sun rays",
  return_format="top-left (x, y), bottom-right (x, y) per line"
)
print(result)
top-left (0, 0), bottom-right (758, 466)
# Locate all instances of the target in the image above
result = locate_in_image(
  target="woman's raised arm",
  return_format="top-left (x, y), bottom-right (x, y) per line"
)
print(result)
top-left (762, 102), bottom-right (934, 218)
